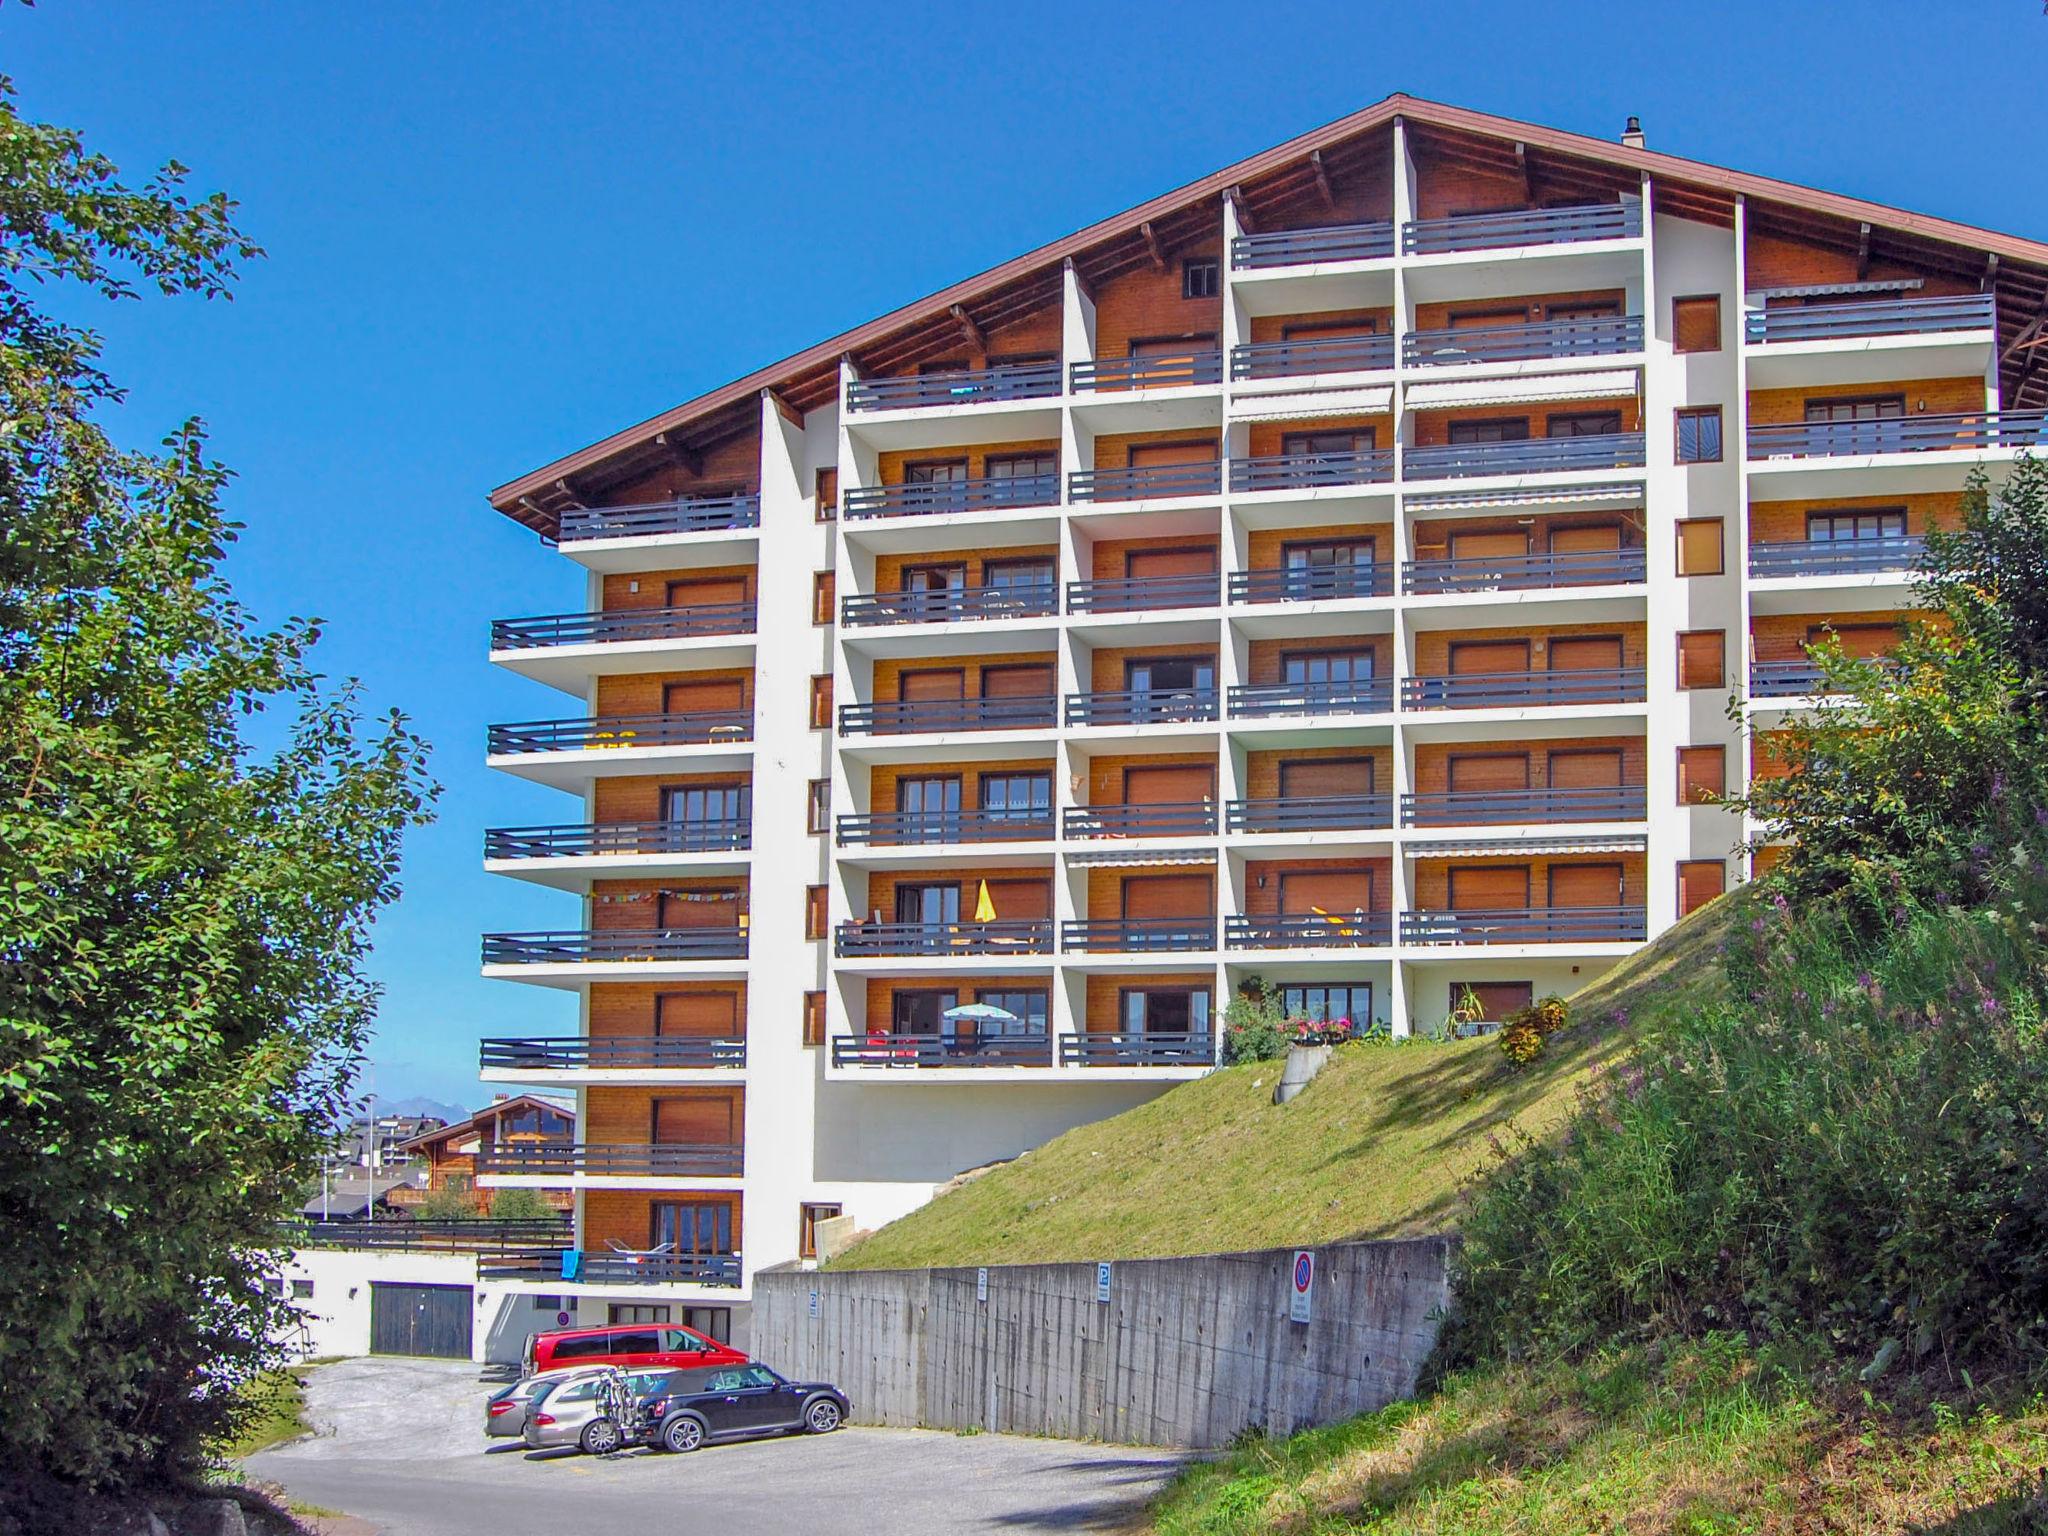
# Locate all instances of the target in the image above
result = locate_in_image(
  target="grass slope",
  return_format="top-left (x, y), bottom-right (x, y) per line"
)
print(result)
top-left (829, 896), bottom-right (1738, 1272)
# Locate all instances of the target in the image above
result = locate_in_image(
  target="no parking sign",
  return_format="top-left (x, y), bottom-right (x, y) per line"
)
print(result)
top-left (1289, 1250), bottom-right (1314, 1324)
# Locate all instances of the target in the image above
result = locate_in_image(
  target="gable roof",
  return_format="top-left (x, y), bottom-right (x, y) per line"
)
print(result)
top-left (394, 1093), bottom-right (575, 1156)
top-left (489, 92), bottom-right (2048, 535)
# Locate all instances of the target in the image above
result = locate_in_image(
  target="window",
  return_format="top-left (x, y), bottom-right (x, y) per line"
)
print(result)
top-left (804, 885), bottom-right (828, 941)
top-left (1677, 518), bottom-right (1724, 576)
top-left (1453, 981), bottom-right (1534, 1022)
top-left (1677, 630), bottom-right (1726, 690)
top-left (1182, 256), bottom-right (1219, 300)
top-left (651, 1201), bottom-right (733, 1255)
top-left (1676, 407), bottom-right (1723, 463)
top-left (1282, 649), bottom-right (1374, 685)
top-left (1119, 986), bottom-right (1211, 1035)
top-left (802, 991), bottom-right (825, 1047)
top-left (891, 988), bottom-right (958, 1035)
top-left (974, 988), bottom-right (1050, 1035)
top-left (1677, 746), bottom-right (1726, 805)
top-left (812, 571), bottom-right (836, 626)
top-left (1282, 429), bottom-right (1374, 457)
top-left (1448, 417), bottom-right (1530, 444)
top-left (608, 1303), bottom-right (671, 1325)
top-left (549, 1333), bottom-right (611, 1362)
top-left (1278, 983), bottom-right (1373, 1024)
top-left (1547, 411), bottom-right (1623, 438)
top-left (290, 1279), bottom-right (314, 1300)
top-left (807, 778), bottom-right (831, 835)
top-left (894, 883), bottom-right (959, 926)
top-left (532, 1295), bottom-right (563, 1311)
top-left (1808, 508), bottom-right (1907, 541)
top-left (661, 783), bottom-right (749, 835)
top-left (1678, 860), bottom-right (1726, 917)
top-left (984, 451), bottom-right (1057, 483)
top-left (682, 1307), bottom-right (732, 1343)
top-left (799, 1202), bottom-right (845, 1261)
top-left (809, 675), bottom-right (832, 729)
top-left (983, 556), bottom-right (1057, 595)
top-left (1126, 655), bottom-right (1215, 693)
top-left (814, 467), bottom-right (837, 523)
top-left (1804, 394), bottom-right (1904, 423)
top-left (979, 771), bottom-right (1051, 822)
top-left (1673, 295), bottom-right (1722, 353)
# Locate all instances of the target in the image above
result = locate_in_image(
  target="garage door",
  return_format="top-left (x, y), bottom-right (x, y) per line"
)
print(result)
top-left (369, 1282), bottom-right (474, 1359)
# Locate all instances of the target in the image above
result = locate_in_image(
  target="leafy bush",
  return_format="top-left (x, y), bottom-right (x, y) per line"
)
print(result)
top-left (413, 1184), bottom-right (483, 1221)
top-left (487, 1186), bottom-right (558, 1223)
top-left (1222, 978), bottom-right (1287, 1064)
top-left (1497, 995), bottom-right (1569, 1066)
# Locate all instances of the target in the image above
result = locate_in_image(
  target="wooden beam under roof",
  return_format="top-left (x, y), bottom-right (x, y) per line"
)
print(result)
top-left (1139, 221), bottom-right (1167, 270)
top-left (948, 303), bottom-right (987, 353)
top-left (1309, 149), bottom-right (1336, 208)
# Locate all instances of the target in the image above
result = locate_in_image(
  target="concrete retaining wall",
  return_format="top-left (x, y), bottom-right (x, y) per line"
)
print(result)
top-left (751, 1237), bottom-right (1452, 1448)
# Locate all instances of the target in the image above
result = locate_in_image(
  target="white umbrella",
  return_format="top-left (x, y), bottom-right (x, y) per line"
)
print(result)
top-left (942, 1003), bottom-right (1019, 1023)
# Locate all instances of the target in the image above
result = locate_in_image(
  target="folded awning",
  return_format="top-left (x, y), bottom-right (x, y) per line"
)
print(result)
top-left (1409, 833), bottom-right (1647, 858)
top-left (1752, 278), bottom-right (1924, 300)
top-left (1404, 369), bottom-right (1639, 411)
top-left (1228, 386), bottom-right (1393, 421)
top-left (1062, 848), bottom-right (1218, 869)
top-left (1403, 480), bottom-right (1645, 513)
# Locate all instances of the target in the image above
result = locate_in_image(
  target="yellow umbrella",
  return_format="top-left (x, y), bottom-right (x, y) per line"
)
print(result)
top-left (974, 879), bottom-right (997, 922)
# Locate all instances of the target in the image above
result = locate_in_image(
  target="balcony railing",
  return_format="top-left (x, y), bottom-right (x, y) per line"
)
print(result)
top-left (1059, 917), bottom-right (1216, 953)
top-left (487, 712), bottom-right (752, 756)
top-left (479, 1036), bottom-right (746, 1071)
top-left (558, 494), bottom-right (761, 543)
top-left (1225, 794), bottom-right (1391, 833)
top-left (832, 920), bottom-right (1055, 958)
top-left (1402, 202), bottom-right (1642, 255)
top-left (478, 1252), bottom-right (742, 1287)
top-left (1399, 906), bottom-right (1648, 944)
top-left (1059, 1031), bottom-right (1214, 1066)
top-left (840, 584), bottom-right (1057, 627)
top-left (1062, 803), bottom-right (1217, 839)
top-left (1405, 432), bottom-right (1646, 481)
top-left (1065, 572), bottom-right (1220, 614)
top-left (1229, 333), bottom-right (1394, 380)
top-left (1401, 667), bottom-right (1647, 710)
top-left (1744, 293), bottom-right (1995, 345)
top-left (1402, 315), bottom-right (1643, 368)
top-left (830, 1033), bottom-right (1054, 1068)
top-left (1225, 912), bottom-right (1392, 948)
top-left (1403, 547), bottom-right (1646, 594)
top-left (1064, 688), bottom-right (1220, 727)
top-left (837, 696), bottom-right (1056, 737)
top-left (1748, 536), bottom-right (1925, 578)
top-left (474, 1141), bottom-right (744, 1178)
top-left (1748, 411), bottom-right (2048, 460)
top-left (845, 360), bottom-right (1062, 412)
top-left (490, 603), bottom-right (755, 651)
top-left (1400, 786), bottom-right (1647, 827)
top-left (842, 472), bottom-right (1059, 521)
top-left (481, 929), bottom-right (747, 964)
top-left (1229, 563), bottom-right (1393, 603)
top-left (1748, 659), bottom-right (1838, 698)
top-left (1231, 220), bottom-right (1396, 269)
top-left (835, 809), bottom-right (1053, 847)
top-left (1229, 448), bottom-right (1394, 494)
top-left (1228, 678), bottom-right (1393, 718)
top-left (1068, 460), bottom-right (1221, 503)
top-left (292, 1219), bottom-right (571, 1256)
top-left (484, 818), bottom-right (750, 859)
top-left (1070, 351), bottom-right (1224, 391)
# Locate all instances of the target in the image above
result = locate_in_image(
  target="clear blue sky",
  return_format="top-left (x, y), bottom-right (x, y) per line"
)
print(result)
top-left (15, 2), bottom-right (2045, 1108)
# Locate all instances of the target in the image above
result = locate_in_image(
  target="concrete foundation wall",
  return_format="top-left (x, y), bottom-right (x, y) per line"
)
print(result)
top-left (750, 1237), bottom-right (1452, 1448)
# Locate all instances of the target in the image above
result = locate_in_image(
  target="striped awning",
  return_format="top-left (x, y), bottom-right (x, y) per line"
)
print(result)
top-left (1403, 480), bottom-right (1645, 513)
top-left (1403, 369), bottom-right (1639, 411)
top-left (1062, 848), bottom-right (1218, 869)
top-left (1753, 277), bottom-right (1924, 300)
top-left (1409, 833), bottom-right (1647, 858)
top-left (1228, 386), bottom-right (1393, 421)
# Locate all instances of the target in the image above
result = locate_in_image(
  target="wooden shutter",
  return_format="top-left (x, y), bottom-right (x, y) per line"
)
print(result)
top-left (661, 890), bottom-right (741, 929)
top-left (1816, 623), bottom-right (1899, 660)
top-left (1279, 868), bottom-right (1373, 914)
top-left (666, 678), bottom-right (746, 713)
top-left (1549, 863), bottom-right (1622, 908)
top-left (1123, 764), bottom-right (1215, 803)
top-left (980, 664), bottom-right (1054, 698)
top-left (1677, 746), bottom-right (1726, 804)
top-left (815, 467), bottom-right (838, 521)
top-left (983, 879), bottom-right (1051, 920)
top-left (1450, 639), bottom-right (1531, 674)
top-left (1549, 635), bottom-right (1623, 671)
top-left (1449, 866), bottom-right (1530, 909)
top-left (1457, 981), bottom-right (1534, 1021)
top-left (1677, 631), bottom-right (1725, 689)
top-left (801, 992), bottom-right (826, 1047)
top-left (1128, 439), bottom-right (1218, 467)
top-left (1126, 547), bottom-right (1217, 578)
top-left (666, 577), bottom-right (749, 608)
top-left (1279, 757), bottom-right (1372, 797)
top-left (1121, 874), bottom-right (1212, 919)
top-left (899, 668), bottom-right (965, 702)
top-left (1448, 530), bottom-right (1530, 560)
top-left (1752, 733), bottom-right (1794, 782)
top-left (1549, 524), bottom-right (1621, 553)
top-left (1547, 749), bottom-right (1624, 788)
top-left (804, 886), bottom-right (828, 940)
top-left (1677, 519), bottom-right (1724, 576)
top-left (656, 991), bottom-right (738, 1037)
top-left (653, 1095), bottom-right (735, 1145)
top-left (812, 571), bottom-right (836, 625)
top-left (1448, 753), bottom-right (1530, 792)
top-left (808, 675), bottom-right (832, 728)
top-left (1678, 860), bottom-right (1726, 916)
top-left (1673, 295), bottom-right (1722, 353)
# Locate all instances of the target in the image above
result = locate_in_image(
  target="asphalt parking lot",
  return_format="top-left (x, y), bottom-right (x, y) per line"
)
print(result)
top-left (246, 1357), bottom-right (1184, 1535)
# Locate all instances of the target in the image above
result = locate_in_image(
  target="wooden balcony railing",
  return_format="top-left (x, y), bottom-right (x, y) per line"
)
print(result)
top-left (479, 1036), bottom-right (746, 1071)
top-left (840, 584), bottom-right (1056, 627)
top-left (1229, 333), bottom-right (1394, 380)
top-left (1400, 786), bottom-right (1647, 827)
top-left (1225, 912), bottom-right (1392, 948)
top-left (1229, 563), bottom-right (1393, 603)
top-left (558, 494), bottom-right (761, 543)
top-left (1230, 220), bottom-right (1395, 268)
top-left (1401, 202), bottom-right (1642, 255)
top-left (1229, 448), bottom-right (1394, 494)
top-left (1058, 917), bottom-right (1216, 953)
top-left (1401, 667), bottom-right (1646, 710)
top-left (1743, 293), bottom-right (1995, 345)
top-left (1070, 351), bottom-right (1224, 391)
top-left (1747, 412), bottom-right (2048, 460)
top-left (1225, 794), bottom-right (1391, 834)
top-left (1062, 802), bottom-right (1218, 839)
top-left (1064, 688), bottom-right (1220, 727)
top-left (832, 920), bottom-right (1055, 958)
top-left (1749, 659), bottom-right (1842, 698)
top-left (1404, 432), bottom-right (1646, 481)
top-left (1059, 1031), bottom-right (1215, 1066)
top-left (1068, 460), bottom-right (1221, 503)
top-left (1402, 315), bottom-right (1642, 367)
top-left (479, 1252), bottom-right (742, 1287)
top-left (830, 1033), bottom-right (1054, 1068)
top-left (1065, 572), bottom-right (1220, 614)
top-left (842, 472), bottom-right (1059, 521)
top-left (490, 603), bottom-right (755, 650)
top-left (486, 711), bottom-right (752, 756)
top-left (480, 929), bottom-right (747, 964)
top-left (837, 696), bottom-right (1056, 736)
top-left (289, 1219), bottom-right (570, 1256)
top-left (845, 360), bottom-right (1062, 412)
top-left (834, 809), bottom-right (1053, 847)
top-left (1399, 906), bottom-right (1648, 944)
top-left (1747, 536), bottom-right (1925, 578)
top-left (483, 818), bottom-right (750, 859)
top-left (1403, 547), bottom-right (1646, 595)
top-left (1228, 678), bottom-right (1393, 718)
top-left (473, 1141), bottom-right (744, 1178)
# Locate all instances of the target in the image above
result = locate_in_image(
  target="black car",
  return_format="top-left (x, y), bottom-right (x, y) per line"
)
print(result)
top-left (635, 1363), bottom-right (850, 1453)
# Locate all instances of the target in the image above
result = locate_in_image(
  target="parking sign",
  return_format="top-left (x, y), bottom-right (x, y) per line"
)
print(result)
top-left (1095, 1262), bottom-right (1112, 1304)
top-left (808, 1289), bottom-right (820, 1319)
top-left (1289, 1250), bottom-right (1314, 1324)
top-left (976, 1267), bottom-right (989, 1302)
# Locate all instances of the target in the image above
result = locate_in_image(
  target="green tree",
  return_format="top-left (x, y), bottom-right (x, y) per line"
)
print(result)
top-left (486, 1186), bottom-right (559, 1223)
top-left (0, 78), bottom-right (436, 1495)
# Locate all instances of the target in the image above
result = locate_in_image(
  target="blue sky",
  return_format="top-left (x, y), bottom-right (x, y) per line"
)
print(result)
top-left (15, 1), bottom-right (2045, 1108)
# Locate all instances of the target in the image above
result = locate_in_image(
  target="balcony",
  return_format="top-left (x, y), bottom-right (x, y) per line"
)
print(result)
top-left (479, 1251), bottom-right (742, 1287)
top-left (1404, 432), bottom-right (1646, 481)
top-left (1748, 536), bottom-right (1925, 579)
top-left (1748, 659), bottom-right (1833, 698)
top-left (1402, 202), bottom-right (1642, 256)
top-left (490, 603), bottom-right (755, 651)
top-left (845, 361), bottom-right (1062, 412)
top-left (838, 696), bottom-right (1057, 737)
top-left (841, 584), bottom-right (1056, 627)
top-left (1748, 412), bottom-right (2048, 460)
top-left (1066, 572), bottom-right (1220, 615)
top-left (1228, 678), bottom-right (1393, 718)
top-left (830, 1033), bottom-right (1054, 1068)
top-left (1230, 562), bottom-right (1393, 603)
top-left (1059, 917), bottom-right (1215, 953)
top-left (480, 1036), bottom-right (746, 1071)
top-left (1403, 547), bottom-right (1646, 595)
top-left (1401, 667), bottom-right (1646, 710)
top-left (1230, 221), bottom-right (1396, 269)
top-left (836, 809), bottom-right (1053, 848)
top-left (1225, 912), bottom-right (1392, 948)
top-left (558, 494), bottom-right (761, 543)
top-left (1063, 803), bottom-right (1217, 839)
top-left (1225, 794), bottom-right (1391, 834)
top-left (481, 930), bottom-right (748, 965)
top-left (1229, 333), bottom-right (1394, 380)
top-left (1400, 786), bottom-right (1647, 827)
top-left (1059, 1031), bottom-right (1213, 1066)
top-left (1744, 293), bottom-right (1995, 345)
top-left (1070, 351), bottom-right (1224, 392)
top-left (294, 1219), bottom-right (569, 1257)
top-left (1229, 448), bottom-right (1393, 496)
top-left (832, 920), bottom-right (1055, 958)
top-left (484, 818), bottom-right (751, 860)
top-left (487, 712), bottom-right (753, 757)
top-left (474, 1141), bottom-right (744, 1178)
top-left (843, 472), bottom-right (1060, 521)
top-left (1400, 906), bottom-right (1648, 944)
top-left (1402, 315), bottom-right (1643, 368)
top-left (1069, 461), bottom-right (1221, 503)
top-left (1064, 688), bottom-right (1220, 727)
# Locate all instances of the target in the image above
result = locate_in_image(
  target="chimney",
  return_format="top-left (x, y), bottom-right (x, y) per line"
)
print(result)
top-left (1621, 116), bottom-right (1645, 150)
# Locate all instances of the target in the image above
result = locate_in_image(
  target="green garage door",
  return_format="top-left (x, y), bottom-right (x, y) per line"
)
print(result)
top-left (369, 1281), bottom-right (473, 1359)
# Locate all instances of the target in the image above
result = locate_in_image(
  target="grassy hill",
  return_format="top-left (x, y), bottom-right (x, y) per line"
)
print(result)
top-left (828, 894), bottom-right (1738, 1272)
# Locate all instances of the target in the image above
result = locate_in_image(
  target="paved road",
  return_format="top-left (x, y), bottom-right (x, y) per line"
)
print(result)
top-left (247, 1357), bottom-right (1183, 1535)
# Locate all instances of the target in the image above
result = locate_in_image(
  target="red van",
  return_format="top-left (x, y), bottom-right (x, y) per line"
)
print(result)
top-left (523, 1323), bottom-right (748, 1378)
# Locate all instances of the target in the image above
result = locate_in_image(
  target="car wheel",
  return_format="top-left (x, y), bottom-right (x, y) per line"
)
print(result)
top-left (581, 1417), bottom-right (622, 1456)
top-left (663, 1414), bottom-right (706, 1454)
top-left (804, 1397), bottom-right (843, 1434)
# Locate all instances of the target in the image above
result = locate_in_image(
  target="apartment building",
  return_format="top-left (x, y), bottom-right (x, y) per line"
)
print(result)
top-left (473, 94), bottom-right (2048, 1343)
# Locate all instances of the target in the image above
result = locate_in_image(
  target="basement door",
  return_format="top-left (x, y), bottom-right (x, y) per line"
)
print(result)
top-left (368, 1281), bottom-right (474, 1359)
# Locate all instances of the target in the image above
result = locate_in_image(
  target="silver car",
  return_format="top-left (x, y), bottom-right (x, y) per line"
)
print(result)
top-left (485, 1367), bottom-right (601, 1439)
top-left (522, 1366), bottom-right (668, 1455)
